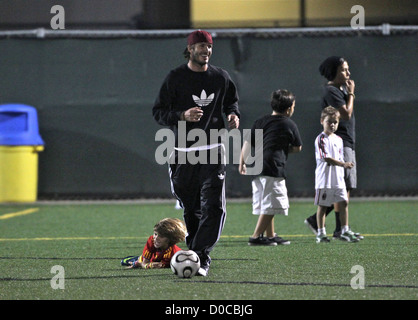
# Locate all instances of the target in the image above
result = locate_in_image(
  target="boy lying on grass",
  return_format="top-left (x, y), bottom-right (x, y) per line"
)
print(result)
top-left (121, 218), bottom-right (186, 269)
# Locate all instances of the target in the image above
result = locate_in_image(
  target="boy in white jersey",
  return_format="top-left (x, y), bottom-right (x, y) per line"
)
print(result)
top-left (314, 107), bottom-right (358, 243)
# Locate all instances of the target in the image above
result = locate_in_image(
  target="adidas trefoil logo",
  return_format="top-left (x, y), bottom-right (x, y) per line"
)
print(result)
top-left (192, 90), bottom-right (214, 107)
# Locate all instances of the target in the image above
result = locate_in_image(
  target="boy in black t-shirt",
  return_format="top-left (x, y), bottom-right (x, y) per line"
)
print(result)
top-left (239, 89), bottom-right (302, 246)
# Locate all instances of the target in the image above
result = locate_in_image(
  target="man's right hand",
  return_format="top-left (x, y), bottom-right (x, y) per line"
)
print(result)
top-left (182, 107), bottom-right (203, 122)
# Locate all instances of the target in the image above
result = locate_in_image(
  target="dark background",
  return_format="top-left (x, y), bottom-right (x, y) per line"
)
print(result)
top-left (0, 1), bottom-right (416, 199)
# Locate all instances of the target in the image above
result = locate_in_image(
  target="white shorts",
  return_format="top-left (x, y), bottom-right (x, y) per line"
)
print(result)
top-left (252, 176), bottom-right (289, 216)
top-left (314, 188), bottom-right (348, 207)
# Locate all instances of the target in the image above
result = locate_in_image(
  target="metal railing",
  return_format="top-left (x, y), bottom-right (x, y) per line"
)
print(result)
top-left (0, 24), bottom-right (417, 39)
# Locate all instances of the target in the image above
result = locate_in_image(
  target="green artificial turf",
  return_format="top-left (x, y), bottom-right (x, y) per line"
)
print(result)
top-left (0, 200), bottom-right (417, 301)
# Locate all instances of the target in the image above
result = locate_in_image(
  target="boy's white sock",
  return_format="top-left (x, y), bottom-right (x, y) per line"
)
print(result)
top-left (341, 225), bottom-right (349, 234)
top-left (318, 228), bottom-right (326, 235)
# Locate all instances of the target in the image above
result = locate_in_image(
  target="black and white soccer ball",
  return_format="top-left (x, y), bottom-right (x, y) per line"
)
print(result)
top-left (170, 250), bottom-right (200, 278)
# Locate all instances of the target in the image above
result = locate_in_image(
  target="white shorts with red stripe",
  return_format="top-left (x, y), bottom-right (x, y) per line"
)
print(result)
top-left (314, 188), bottom-right (348, 207)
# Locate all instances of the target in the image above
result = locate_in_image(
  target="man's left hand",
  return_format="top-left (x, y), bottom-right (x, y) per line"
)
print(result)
top-left (227, 114), bottom-right (239, 129)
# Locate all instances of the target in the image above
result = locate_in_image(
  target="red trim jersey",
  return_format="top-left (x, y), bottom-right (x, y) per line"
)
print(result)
top-left (139, 236), bottom-right (181, 268)
top-left (315, 132), bottom-right (346, 189)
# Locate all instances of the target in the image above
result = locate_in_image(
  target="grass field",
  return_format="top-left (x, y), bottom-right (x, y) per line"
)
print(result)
top-left (0, 199), bottom-right (417, 303)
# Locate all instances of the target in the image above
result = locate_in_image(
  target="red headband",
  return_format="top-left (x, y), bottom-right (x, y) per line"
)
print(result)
top-left (187, 30), bottom-right (213, 45)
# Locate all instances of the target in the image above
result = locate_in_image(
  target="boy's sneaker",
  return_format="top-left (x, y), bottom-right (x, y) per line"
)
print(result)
top-left (248, 235), bottom-right (277, 246)
top-left (304, 217), bottom-right (318, 235)
top-left (333, 230), bottom-right (342, 240)
top-left (334, 228), bottom-right (364, 240)
top-left (269, 233), bottom-right (290, 245)
top-left (121, 256), bottom-right (139, 266)
top-left (316, 233), bottom-right (331, 243)
top-left (340, 230), bottom-right (360, 243)
top-left (351, 229), bottom-right (364, 240)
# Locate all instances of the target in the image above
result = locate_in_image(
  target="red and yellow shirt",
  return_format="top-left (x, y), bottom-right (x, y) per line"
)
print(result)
top-left (139, 236), bottom-right (181, 268)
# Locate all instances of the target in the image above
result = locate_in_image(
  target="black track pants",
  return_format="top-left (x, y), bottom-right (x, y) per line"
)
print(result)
top-left (169, 148), bottom-right (226, 267)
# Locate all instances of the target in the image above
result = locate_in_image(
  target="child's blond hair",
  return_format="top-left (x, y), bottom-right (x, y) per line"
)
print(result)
top-left (321, 106), bottom-right (340, 122)
top-left (154, 218), bottom-right (187, 246)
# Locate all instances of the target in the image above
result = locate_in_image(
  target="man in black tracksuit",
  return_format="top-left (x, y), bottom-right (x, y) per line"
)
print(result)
top-left (152, 30), bottom-right (240, 276)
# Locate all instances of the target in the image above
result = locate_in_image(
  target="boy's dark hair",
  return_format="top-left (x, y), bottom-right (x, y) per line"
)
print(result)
top-left (271, 89), bottom-right (295, 113)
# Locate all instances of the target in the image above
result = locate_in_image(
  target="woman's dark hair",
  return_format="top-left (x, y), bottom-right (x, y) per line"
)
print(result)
top-left (319, 56), bottom-right (346, 81)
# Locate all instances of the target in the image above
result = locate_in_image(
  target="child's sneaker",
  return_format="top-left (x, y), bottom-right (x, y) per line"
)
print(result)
top-left (334, 227), bottom-right (364, 240)
top-left (248, 235), bottom-right (277, 246)
top-left (269, 233), bottom-right (290, 245)
top-left (340, 230), bottom-right (360, 243)
top-left (121, 256), bottom-right (139, 266)
top-left (350, 229), bottom-right (364, 240)
top-left (316, 233), bottom-right (331, 243)
top-left (333, 230), bottom-right (342, 240)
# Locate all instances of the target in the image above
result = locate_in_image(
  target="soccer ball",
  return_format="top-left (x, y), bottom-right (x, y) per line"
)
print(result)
top-left (170, 250), bottom-right (200, 278)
